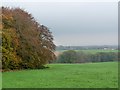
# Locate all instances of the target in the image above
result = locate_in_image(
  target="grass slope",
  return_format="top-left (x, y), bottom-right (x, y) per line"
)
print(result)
top-left (56, 50), bottom-right (118, 54)
top-left (2, 62), bottom-right (118, 88)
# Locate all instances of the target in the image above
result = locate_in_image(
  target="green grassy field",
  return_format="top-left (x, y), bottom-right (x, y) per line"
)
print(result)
top-left (2, 62), bottom-right (118, 88)
top-left (56, 49), bottom-right (118, 54)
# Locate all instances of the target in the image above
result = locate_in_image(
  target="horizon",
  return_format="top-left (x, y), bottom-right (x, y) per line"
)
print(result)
top-left (56, 44), bottom-right (118, 46)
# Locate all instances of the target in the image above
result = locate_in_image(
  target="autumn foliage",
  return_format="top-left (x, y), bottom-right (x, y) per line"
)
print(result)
top-left (2, 7), bottom-right (56, 70)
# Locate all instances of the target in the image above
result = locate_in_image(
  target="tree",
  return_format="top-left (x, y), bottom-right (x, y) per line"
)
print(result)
top-left (56, 51), bottom-right (117, 63)
top-left (57, 50), bottom-right (77, 63)
top-left (2, 7), bottom-right (56, 70)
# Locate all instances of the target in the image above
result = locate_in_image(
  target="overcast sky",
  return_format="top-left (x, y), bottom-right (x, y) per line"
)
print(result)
top-left (2, 1), bottom-right (118, 46)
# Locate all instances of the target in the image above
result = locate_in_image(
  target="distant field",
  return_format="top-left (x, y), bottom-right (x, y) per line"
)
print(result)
top-left (56, 49), bottom-right (118, 54)
top-left (2, 62), bottom-right (118, 88)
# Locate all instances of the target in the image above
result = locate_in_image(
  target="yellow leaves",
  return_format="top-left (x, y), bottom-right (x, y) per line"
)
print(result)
top-left (2, 28), bottom-right (22, 69)
top-left (2, 22), bottom-right (4, 30)
top-left (7, 20), bottom-right (13, 26)
top-left (2, 14), bottom-right (8, 20)
top-left (2, 46), bottom-right (22, 67)
top-left (2, 7), bottom-right (24, 70)
top-left (2, 12), bottom-right (14, 28)
top-left (2, 13), bottom-right (13, 20)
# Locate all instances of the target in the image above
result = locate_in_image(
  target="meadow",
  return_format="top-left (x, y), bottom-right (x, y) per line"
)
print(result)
top-left (2, 62), bottom-right (118, 88)
top-left (56, 49), bottom-right (118, 54)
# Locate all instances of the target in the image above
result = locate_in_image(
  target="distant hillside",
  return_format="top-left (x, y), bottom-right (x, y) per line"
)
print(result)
top-left (56, 45), bottom-right (118, 50)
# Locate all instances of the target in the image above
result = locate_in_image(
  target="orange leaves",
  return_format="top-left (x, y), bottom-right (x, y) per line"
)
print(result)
top-left (2, 10), bottom-right (14, 28)
top-left (2, 7), bottom-right (22, 70)
top-left (9, 16), bottom-right (13, 21)
top-left (2, 14), bottom-right (8, 20)
top-left (2, 46), bottom-right (22, 69)
top-left (14, 39), bottom-right (19, 46)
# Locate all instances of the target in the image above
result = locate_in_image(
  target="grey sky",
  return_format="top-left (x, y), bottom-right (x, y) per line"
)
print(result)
top-left (3, 2), bottom-right (118, 46)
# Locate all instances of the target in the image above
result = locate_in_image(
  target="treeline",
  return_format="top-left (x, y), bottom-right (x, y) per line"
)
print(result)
top-left (1, 7), bottom-right (56, 71)
top-left (56, 45), bottom-right (118, 50)
top-left (55, 50), bottom-right (118, 63)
